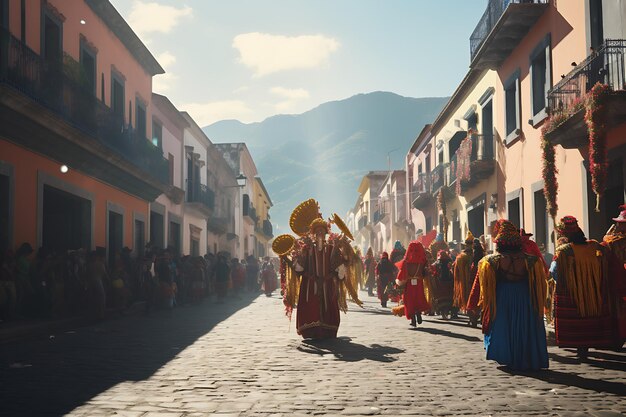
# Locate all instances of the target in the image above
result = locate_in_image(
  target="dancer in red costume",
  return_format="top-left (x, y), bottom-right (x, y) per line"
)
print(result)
top-left (395, 241), bottom-right (430, 327)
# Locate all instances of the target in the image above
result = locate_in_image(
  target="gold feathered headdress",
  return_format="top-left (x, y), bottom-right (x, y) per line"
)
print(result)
top-left (290, 199), bottom-right (322, 236)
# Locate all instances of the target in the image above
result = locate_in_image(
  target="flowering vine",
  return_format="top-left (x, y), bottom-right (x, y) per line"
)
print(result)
top-left (455, 130), bottom-right (474, 194)
top-left (584, 82), bottom-right (610, 212)
top-left (541, 122), bottom-right (558, 225)
top-left (437, 188), bottom-right (449, 240)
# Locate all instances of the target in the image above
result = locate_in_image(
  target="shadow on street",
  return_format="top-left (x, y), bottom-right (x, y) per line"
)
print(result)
top-left (0, 293), bottom-right (257, 416)
top-left (498, 365), bottom-right (626, 396)
top-left (411, 326), bottom-right (482, 342)
top-left (297, 336), bottom-right (404, 362)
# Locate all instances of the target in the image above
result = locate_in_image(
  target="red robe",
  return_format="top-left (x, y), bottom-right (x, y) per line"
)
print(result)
top-left (395, 242), bottom-right (430, 319)
top-left (295, 241), bottom-right (341, 339)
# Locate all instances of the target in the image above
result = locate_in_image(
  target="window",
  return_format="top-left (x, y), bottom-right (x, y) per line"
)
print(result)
top-left (0, 0), bottom-right (8, 29)
top-left (152, 119), bottom-right (162, 148)
top-left (168, 153), bottom-right (174, 186)
top-left (20, 0), bottom-right (25, 41)
top-left (504, 69), bottom-right (520, 142)
top-left (438, 150), bottom-right (443, 164)
top-left (100, 73), bottom-right (105, 102)
top-left (136, 97), bottom-right (146, 138)
top-left (426, 216), bottom-right (432, 232)
top-left (111, 72), bottom-right (125, 121)
top-left (80, 38), bottom-right (97, 95)
top-left (43, 12), bottom-right (62, 64)
top-left (134, 219), bottom-right (145, 258)
top-left (530, 34), bottom-right (551, 122)
top-left (589, 0), bottom-right (604, 50)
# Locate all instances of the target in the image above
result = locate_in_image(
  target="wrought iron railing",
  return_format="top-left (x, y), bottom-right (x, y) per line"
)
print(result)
top-left (470, 133), bottom-right (495, 161)
top-left (548, 39), bottom-right (626, 114)
top-left (431, 164), bottom-right (445, 192)
top-left (358, 215), bottom-right (368, 230)
top-left (186, 179), bottom-right (215, 210)
top-left (448, 153), bottom-right (458, 185)
top-left (263, 219), bottom-right (273, 238)
top-left (470, 0), bottom-right (549, 61)
top-left (413, 172), bottom-right (430, 194)
top-left (0, 28), bottom-right (169, 184)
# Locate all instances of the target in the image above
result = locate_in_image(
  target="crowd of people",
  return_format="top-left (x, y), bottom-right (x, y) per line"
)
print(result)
top-left (0, 242), bottom-right (279, 322)
top-left (278, 202), bottom-right (625, 373)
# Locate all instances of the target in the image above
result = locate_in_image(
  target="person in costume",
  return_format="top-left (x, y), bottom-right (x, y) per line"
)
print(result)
top-left (260, 256), bottom-right (277, 297)
top-left (390, 241), bottom-right (406, 264)
top-left (429, 250), bottom-right (454, 319)
top-left (353, 246), bottom-right (365, 291)
top-left (364, 247), bottom-right (376, 296)
top-left (467, 220), bottom-right (549, 371)
top-left (453, 231), bottom-right (474, 318)
top-left (375, 252), bottom-right (396, 308)
top-left (394, 241), bottom-right (430, 327)
top-left (521, 229), bottom-right (549, 273)
top-left (280, 200), bottom-right (362, 339)
top-left (467, 238), bottom-right (485, 327)
top-left (602, 205), bottom-right (626, 347)
top-left (429, 234), bottom-right (449, 259)
top-left (553, 215), bottom-right (614, 358)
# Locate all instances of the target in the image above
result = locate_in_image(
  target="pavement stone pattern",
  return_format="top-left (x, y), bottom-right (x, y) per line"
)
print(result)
top-left (1, 292), bottom-right (625, 416)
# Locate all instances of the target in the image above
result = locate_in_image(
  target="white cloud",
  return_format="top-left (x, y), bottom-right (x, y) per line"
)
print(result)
top-left (270, 87), bottom-right (310, 100)
top-left (156, 51), bottom-right (176, 69)
top-left (182, 100), bottom-right (255, 126)
top-left (270, 87), bottom-right (310, 112)
top-left (233, 33), bottom-right (340, 76)
top-left (152, 73), bottom-right (177, 93)
top-left (128, 1), bottom-right (192, 37)
top-left (233, 86), bottom-right (250, 94)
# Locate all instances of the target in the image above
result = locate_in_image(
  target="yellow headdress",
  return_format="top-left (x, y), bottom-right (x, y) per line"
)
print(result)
top-left (331, 213), bottom-right (354, 240)
top-left (464, 230), bottom-right (475, 245)
top-left (289, 199), bottom-right (322, 237)
top-left (272, 234), bottom-right (296, 256)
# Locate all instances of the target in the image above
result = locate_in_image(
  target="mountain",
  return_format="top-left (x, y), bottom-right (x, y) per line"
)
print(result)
top-left (203, 91), bottom-right (449, 238)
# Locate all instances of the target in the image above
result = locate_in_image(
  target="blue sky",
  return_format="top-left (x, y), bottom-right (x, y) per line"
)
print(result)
top-left (109, 0), bottom-right (488, 127)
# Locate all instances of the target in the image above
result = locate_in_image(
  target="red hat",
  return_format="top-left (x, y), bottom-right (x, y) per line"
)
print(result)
top-left (494, 220), bottom-right (521, 248)
top-left (381, 252), bottom-right (389, 259)
top-left (612, 205), bottom-right (626, 223)
top-left (556, 215), bottom-right (583, 238)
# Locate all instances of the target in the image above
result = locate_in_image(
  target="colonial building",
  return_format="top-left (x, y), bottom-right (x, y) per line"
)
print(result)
top-left (0, 0), bottom-right (166, 265)
top-left (253, 177), bottom-right (273, 257)
top-left (350, 171), bottom-right (388, 254)
top-left (215, 143), bottom-right (259, 259)
top-left (372, 170), bottom-right (411, 253)
top-left (150, 93), bottom-right (187, 256)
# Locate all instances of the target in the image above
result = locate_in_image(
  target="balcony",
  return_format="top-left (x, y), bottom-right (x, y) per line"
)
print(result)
top-left (452, 133), bottom-right (496, 194)
top-left (412, 172), bottom-right (433, 210)
top-left (430, 164), bottom-right (446, 195)
top-left (263, 219), bottom-right (273, 238)
top-left (0, 29), bottom-right (169, 200)
top-left (186, 179), bottom-right (215, 215)
top-left (470, 0), bottom-right (549, 70)
top-left (208, 215), bottom-right (231, 235)
top-left (546, 40), bottom-right (626, 149)
top-left (357, 215), bottom-right (369, 230)
top-left (243, 203), bottom-right (258, 225)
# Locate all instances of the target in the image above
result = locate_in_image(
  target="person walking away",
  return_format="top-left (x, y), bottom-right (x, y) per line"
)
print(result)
top-left (430, 250), bottom-right (454, 319)
top-left (375, 252), bottom-right (396, 308)
top-left (453, 232), bottom-right (474, 319)
top-left (215, 254), bottom-right (230, 303)
top-left (230, 258), bottom-right (245, 299)
top-left (553, 216), bottom-right (615, 359)
top-left (364, 247), bottom-right (376, 296)
top-left (602, 205), bottom-right (626, 348)
top-left (246, 256), bottom-right (260, 292)
top-left (86, 249), bottom-right (108, 320)
top-left (467, 220), bottom-right (549, 371)
top-left (260, 256), bottom-right (277, 296)
top-left (394, 241), bottom-right (430, 327)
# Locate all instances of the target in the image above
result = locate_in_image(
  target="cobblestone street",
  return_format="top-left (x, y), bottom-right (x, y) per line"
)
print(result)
top-left (1, 293), bottom-right (625, 416)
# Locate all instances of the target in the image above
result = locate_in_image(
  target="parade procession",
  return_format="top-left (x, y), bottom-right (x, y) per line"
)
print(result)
top-left (1, 0), bottom-right (626, 415)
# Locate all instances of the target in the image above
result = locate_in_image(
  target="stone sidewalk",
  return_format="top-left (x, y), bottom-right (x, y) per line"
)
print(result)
top-left (1, 293), bottom-right (624, 416)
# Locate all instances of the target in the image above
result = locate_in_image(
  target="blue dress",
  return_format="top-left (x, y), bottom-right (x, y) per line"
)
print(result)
top-left (484, 278), bottom-right (549, 370)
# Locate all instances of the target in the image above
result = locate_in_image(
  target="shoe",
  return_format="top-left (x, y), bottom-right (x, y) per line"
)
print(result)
top-left (416, 313), bottom-right (422, 324)
top-left (410, 317), bottom-right (416, 327)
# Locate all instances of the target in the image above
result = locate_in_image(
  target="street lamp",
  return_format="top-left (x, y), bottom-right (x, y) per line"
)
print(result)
top-left (236, 173), bottom-right (247, 187)
top-left (225, 173), bottom-right (247, 188)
